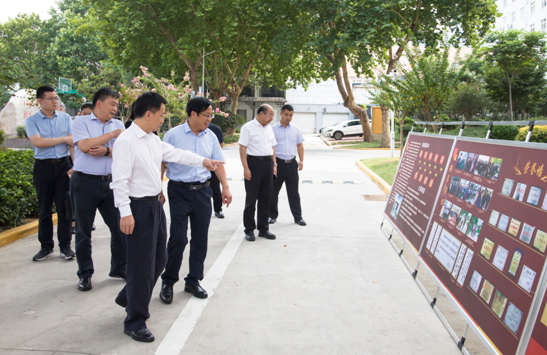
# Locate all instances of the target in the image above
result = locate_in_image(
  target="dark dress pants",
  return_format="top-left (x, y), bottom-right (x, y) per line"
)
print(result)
top-left (33, 158), bottom-right (72, 249)
top-left (71, 172), bottom-right (126, 278)
top-left (269, 160), bottom-right (302, 220)
top-left (117, 199), bottom-right (167, 332)
top-left (162, 182), bottom-right (212, 287)
top-left (210, 171), bottom-right (223, 213)
top-left (244, 158), bottom-right (274, 233)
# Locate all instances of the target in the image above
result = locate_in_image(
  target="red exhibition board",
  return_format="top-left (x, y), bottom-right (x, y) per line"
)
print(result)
top-left (419, 138), bottom-right (547, 355)
top-left (384, 133), bottom-right (455, 252)
top-left (525, 288), bottom-right (547, 355)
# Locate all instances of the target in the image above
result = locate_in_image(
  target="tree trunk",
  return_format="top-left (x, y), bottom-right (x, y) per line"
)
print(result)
top-left (228, 93), bottom-right (239, 113)
top-left (380, 105), bottom-right (390, 147)
top-left (508, 81), bottom-right (514, 121)
top-left (399, 112), bottom-right (405, 158)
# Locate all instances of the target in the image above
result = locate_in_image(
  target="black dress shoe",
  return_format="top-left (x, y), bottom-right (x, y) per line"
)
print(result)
top-left (124, 327), bottom-right (155, 343)
top-left (245, 231), bottom-right (256, 241)
top-left (268, 217), bottom-right (276, 224)
top-left (109, 271), bottom-right (126, 280)
top-left (184, 284), bottom-right (208, 299)
top-left (295, 218), bottom-right (307, 226)
top-left (115, 294), bottom-right (127, 308)
top-left (91, 224), bottom-right (96, 231)
top-left (258, 230), bottom-right (276, 240)
top-left (160, 284), bottom-right (173, 304)
top-left (214, 211), bottom-right (225, 219)
top-left (78, 277), bottom-right (92, 291)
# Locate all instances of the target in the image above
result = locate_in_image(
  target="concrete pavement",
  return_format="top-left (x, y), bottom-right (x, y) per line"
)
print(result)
top-left (0, 136), bottom-right (463, 355)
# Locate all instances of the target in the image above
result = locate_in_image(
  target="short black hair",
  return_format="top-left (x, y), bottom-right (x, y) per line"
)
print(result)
top-left (281, 104), bottom-right (294, 112)
top-left (36, 85), bottom-right (55, 100)
top-left (80, 102), bottom-right (93, 111)
top-left (186, 97), bottom-right (212, 117)
top-left (257, 105), bottom-right (271, 115)
top-left (92, 87), bottom-right (120, 108)
top-left (133, 92), bottom-right (167, 119)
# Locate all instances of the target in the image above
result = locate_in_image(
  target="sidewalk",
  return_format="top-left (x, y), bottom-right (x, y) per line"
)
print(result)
top-left (0, 136), bottom-right (461, 355)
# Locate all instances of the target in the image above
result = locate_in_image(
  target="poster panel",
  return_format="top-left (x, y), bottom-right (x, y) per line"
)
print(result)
top-left (384, 133), bottom-right (455, 252)
top-left (419, 137), bottom-right (547, 355)
top-left (524, 288), bottom-right (547, 355)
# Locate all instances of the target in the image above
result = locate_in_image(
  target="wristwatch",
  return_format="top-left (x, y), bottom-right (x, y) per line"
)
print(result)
top-left (104, 147), bottom-right (110, 156)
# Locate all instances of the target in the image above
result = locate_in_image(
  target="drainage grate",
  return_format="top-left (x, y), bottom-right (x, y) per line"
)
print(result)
top-left (363, 194), bottom-right (388, 201)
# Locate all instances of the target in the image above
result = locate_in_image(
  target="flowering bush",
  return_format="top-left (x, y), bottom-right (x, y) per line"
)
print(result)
top-left (516, 125), bottom-right (547, 143)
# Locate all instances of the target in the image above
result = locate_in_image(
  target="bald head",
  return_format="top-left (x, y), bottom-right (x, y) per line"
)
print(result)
top-left (256, 104), bottom-right (274, 126)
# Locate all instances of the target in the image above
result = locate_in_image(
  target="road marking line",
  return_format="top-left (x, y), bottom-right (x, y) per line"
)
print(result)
top-left (155, 223), bottom-right (245, 355)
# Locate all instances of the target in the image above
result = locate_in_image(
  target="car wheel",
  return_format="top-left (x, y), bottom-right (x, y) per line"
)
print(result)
top-left (334, 131), bottom-right (344, 140)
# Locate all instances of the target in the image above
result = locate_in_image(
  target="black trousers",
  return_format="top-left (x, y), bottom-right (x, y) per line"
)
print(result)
top-left (244, 157), bottom-right (274, 233)
top-left (210, 171), bottom-right (223, 213)
top-left (70, 172), bottom-right (126, 278)
top-left (117, 199), bottom-right (167, 332)
top-left (269, 159), bottom-right (302, 220)
top-left (162, 182), bottom-right (212, 287)
top-left (33, 158), bottom-right (72, 249)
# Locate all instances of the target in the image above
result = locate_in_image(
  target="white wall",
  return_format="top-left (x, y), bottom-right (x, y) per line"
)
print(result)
top-left (495, 0), bottom-right (547, 31)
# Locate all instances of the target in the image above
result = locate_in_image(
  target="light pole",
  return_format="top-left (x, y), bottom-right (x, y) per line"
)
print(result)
top-left (389, 70), bottom-right (397, 158)
top-left (201, 48), bottom-right (215, 95)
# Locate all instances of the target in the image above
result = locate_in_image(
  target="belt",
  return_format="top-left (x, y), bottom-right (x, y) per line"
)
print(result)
top-left (37, 156), bottom-right (70, 164)
top-left (170, 180), bottom-right (211, 191)
top-left (276, 157), bottom-right (296, 164)
top-left (130, 194), bottom-right (161, 201)
top-left (75, 171), bottom-right (112, 181)
top-left (247, 155), bottom-right (273, 160)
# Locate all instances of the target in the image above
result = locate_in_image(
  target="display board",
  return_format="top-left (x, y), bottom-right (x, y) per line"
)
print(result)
top-left (419, 138), bottom-right (547, 355)
top-left (384, 133), bottom-right (455, 251)
top-left (524, 287), bottom-right (547, 355)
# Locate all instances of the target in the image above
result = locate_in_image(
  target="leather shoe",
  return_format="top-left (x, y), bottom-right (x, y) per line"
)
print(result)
top-left (268, 217), bottom-right (276, 224)
top-left (295, 218), bottom-right (307, 226)
top-left (115, 294), bottom-right (127, 308)
top-left (124, 327), bottom-right (155, 342)
top-left (109, 271), bottom-right (126, 280)
top-left (258, 230), bottom-right (276, 240)
top-left (245, 231), bottom-right (256, 241)
top-left (159, 284), bottom-right (173, 304)
top-left (214, 211), bottom-right (225, 219)
top-left (184, 284), bottom-right (208, 299)
top-left (78, 277), bottom-right (92, 291)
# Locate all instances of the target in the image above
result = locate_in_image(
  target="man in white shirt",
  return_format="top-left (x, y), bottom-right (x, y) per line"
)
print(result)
top-left (238, 104), bottom-right (277, 241)
top-left (110, 92), bottom-right (222, 343)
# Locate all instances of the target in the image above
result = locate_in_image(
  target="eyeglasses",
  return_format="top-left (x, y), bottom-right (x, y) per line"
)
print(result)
top-left (43, 97), bottom-right (60, 101)
top-left (200, 113), bottom-right (214, 119)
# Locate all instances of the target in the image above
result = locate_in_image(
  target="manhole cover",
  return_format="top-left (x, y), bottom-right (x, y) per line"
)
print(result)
top-left (363, 195), bottom-right (388, 201)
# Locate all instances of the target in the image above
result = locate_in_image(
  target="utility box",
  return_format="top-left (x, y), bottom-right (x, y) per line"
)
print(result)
top-left (371, 107), bottom-right (383, 141)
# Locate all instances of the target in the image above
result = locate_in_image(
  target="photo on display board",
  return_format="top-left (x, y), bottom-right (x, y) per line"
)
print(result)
top-left (533, 229), bottom-right (547, 253)
top-left (448, 205), bottom-right (462, 227)
top-left (456, 152), bottom-right (468, 170)
top-left (448, 176), bottom-right (461, 196)
top-left (485, 157), bottom-right (503, 181)
top-left (493, 245), bottom-right (509, 271)
top-left (518, 265), bottom-right (537, 293)
top-left (541, 193), bottom-right (547, 211)
top-left (508, 248), bottom-right (524, 277)
top-left (457, 210), bottom-right (472, 234)
top-left (464, 182), bottom-right (481, 205)
top-left (464, 153), bottom-right (478, 173)
top-left (497, 214), bottom-right (510, 233)
top-left (477, 186), bottom-right (493, 212)
top-left (390, 193), bottom-right (404, 221)
top-left (513, 183), bottom-right (527, 202)
top-left (491, 290), bottom-right (508, 318)
top-left (526, 186), bottom-right (543, 207)
top-left (504, 302), bottom-right (523, 334)
top-left (489, 210), bottom-right (501, 226)
top-left (480, 237), bottom-right (495, 260)
top-left (474, 155), bottom-right (491, 177)
top-left (440, 199), bottom-right (453, 221)
top-left (469, 270), bottom-right (482, 293)
top-left (508, 218), bottom-right (522, 238)
top-left (467, 216), bottom-right (484, 242)
top-left (480, 279), bottom-right (495, 304)
top-left (519, 223), bottom-right (535, 244)
top-left (457, 180), bottom-right (470, 200)
top-left (501, 178), bottom-right (515, 197)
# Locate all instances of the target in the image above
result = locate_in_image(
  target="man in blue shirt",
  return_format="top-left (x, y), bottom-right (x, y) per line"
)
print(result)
top-left (26, 85), bottom-right (75, 261)
top-left (207, 122), bottom-right (226, 218)
top-left (159, 97), bottom-right (232, 303)
top-left (71, 88), bottom-right (126, 292)
top-left (269, 104), bottom-right (306, 226)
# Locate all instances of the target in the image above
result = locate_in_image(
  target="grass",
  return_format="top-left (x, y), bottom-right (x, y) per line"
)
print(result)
top-left (360, 157), bottom-right (400, 186)
top-left (330, 140), bottom-right (363, 145)
top-left (339, 140), bottom-right (401, 149)
top-left (224, 134), bottom-right (240, 144)
top-left (438, 125), bottom-right (488, 138)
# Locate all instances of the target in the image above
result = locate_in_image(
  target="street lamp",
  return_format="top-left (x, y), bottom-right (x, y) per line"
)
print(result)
top-left (388, 69), bottom-right (397, 158)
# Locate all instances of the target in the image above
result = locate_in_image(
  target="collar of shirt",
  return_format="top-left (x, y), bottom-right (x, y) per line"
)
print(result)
top-left (37, 110), bottom-right (58, 119)
top-left (89, 112), bottom-right (116, 125)
top-left (131, 121), bottom-right (148, 138)
top-left (183, 121), bottom-right (207, 137)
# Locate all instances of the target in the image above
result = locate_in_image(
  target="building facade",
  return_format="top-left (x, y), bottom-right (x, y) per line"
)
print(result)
top-left (495, 0), bottom-right (547, 31)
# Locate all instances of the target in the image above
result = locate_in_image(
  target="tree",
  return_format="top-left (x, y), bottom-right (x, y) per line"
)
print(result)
top-left (482, 30), bottom-right (547, 120)
top-left (447, 82), bottom-right (492, 120)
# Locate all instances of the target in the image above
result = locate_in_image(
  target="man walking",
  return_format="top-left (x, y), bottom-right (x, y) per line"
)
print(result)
top-left (207, 121), bottom-right (226, 218)
top-left (71, 88), bottom-right (127, 292)
top-left (268, 104), bottom-right (306, 226)
top-left (159, 97), bottom-right (232, 304)
top-left (110, 92), bottom-right (222, 342)
top-left (239, 104), bottom-right (277, 241)
top-left (26, 85), bottom-right (75, 261)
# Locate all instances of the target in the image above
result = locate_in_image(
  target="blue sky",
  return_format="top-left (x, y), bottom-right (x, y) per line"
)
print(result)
top-left (1, 0), bottom-right (58, 23)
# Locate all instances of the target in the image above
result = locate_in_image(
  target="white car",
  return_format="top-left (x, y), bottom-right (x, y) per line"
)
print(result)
top-left (321, 120), bottom-right (365, 140)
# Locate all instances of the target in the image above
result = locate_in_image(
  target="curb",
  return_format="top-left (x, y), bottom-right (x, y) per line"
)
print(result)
top-left (319, 135), bottom-right (332, 146)
top-left (224, 142), bottom-right (239, 147)
top-left (335, 147), bottom-right (401, 150)
top-left (0, 214), bottom-right (58, 248)
top-left (355, 161), bottom-right (392, 195)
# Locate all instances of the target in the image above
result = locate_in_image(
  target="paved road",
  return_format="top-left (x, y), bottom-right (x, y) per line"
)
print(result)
top-left (0, 136), bottom-right (461, 355)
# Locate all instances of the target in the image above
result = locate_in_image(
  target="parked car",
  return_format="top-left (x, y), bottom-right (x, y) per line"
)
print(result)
top-left (321, 120), bottom-right (367, 140)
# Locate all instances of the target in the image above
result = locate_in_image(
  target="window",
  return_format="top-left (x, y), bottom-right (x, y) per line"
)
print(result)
top-left (349, 121), bottom-right (361, 126)
top-left (531, 23), bottom-right (536, 31)
top-left (542, 18), bottom-right (546, 30)
top-left (532, 1), bottom-right (536, 12)
top-left (512, 12), bottom-right (516, 22)
top-left (503, 17), bottom-right (507, 27)
top-left (521, 7), bottom-right (525, 19)
top-left (543, 0), bottom-right (546, 8)
top-left (504, 0), bottom-right (507, 6)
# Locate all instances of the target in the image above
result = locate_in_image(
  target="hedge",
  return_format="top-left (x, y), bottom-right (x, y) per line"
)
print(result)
top-left (490, 125), bottom-right (520, 141)
top-left (0, 149), bottom-right (39, 230)
top-left (515, 125), bottom-right (547, 143)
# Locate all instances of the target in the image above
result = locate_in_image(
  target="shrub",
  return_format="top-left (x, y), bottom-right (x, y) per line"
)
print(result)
top-left (489, 125), bottom-right (520, 141)
top-left (0, 129), bottom-right (5, 146)
top-left (212, 110), bottom-right (245, 135)
top-left (0, 150), bottom-right (38, 229)
top-left (515, 125), bottom-right (547, 143)
top-left (16, 125), bottom-right (27, 138)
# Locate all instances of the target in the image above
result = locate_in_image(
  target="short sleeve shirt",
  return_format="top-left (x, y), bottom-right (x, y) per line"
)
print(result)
top-left (26, 110), bottom-right (72, 159)
top-left (272, 122), bottom-right (305, 160)
top-left (238, 119), bottom-right (277, 156)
